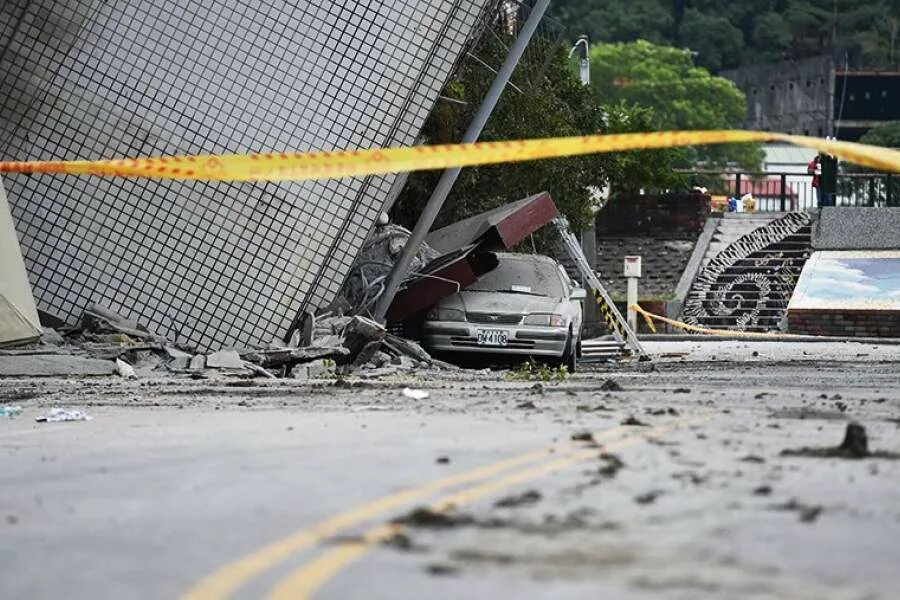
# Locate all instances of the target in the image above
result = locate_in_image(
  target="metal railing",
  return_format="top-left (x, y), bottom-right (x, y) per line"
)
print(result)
top-left (678, 171), bottom-right (900, 212)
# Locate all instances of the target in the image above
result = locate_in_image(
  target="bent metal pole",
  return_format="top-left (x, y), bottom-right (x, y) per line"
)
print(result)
top-left (372, 0), bottom-right (552, 323)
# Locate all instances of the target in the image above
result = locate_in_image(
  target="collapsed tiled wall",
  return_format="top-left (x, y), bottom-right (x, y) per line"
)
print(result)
top-left (0, 0), bottom-right (491, 348)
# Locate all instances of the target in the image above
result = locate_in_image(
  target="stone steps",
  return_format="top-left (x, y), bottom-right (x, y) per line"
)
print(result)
top-left (680, 212), bottom-right (812, 332)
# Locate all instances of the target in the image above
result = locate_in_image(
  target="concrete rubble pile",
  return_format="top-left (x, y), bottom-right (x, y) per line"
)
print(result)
top-left (0, 222), bottom-right (450, 380)
top-left (0, 299), bottom-right (449, 380)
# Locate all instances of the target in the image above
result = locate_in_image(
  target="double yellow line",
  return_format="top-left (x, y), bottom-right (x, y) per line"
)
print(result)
top-left (184, 416), bottom-right (706, 600)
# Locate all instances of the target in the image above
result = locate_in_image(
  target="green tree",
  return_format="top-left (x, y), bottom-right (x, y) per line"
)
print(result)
top-left (550, 0), bottom-right (900, 71)
top-left (589, 40), bottom-right (763, 169)
top-left (391, 38), bottom-right (684, 247)
top-left (677, 9), bottom-right (745, 71)
top-left (552, 0), bottom-right (673, 46)
top-left (842, 121), bottom-right (900, 203)
top-left (858, 121), bottom-right (900, 148)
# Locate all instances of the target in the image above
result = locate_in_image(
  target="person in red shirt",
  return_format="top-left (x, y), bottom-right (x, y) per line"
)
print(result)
top-left (807, 155), bottom-right (821, 205)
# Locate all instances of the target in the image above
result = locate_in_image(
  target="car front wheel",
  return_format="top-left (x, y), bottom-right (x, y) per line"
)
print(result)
top-left (561, 328), bottom-right (577, 374)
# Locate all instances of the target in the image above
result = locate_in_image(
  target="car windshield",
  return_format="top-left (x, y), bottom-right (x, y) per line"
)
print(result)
top-left (466, 256), bottom-right (566, 298)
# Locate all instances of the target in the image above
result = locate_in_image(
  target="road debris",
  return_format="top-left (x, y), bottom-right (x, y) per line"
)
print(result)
top-left (739, 454), bottom-right (766, 463)
top-left (781, 422), bottom-right (900, 459)
top-left (772, 498), bottom-right (824, 523)
top-left (205, 350), bottom-right (243, 370)
top-left (596, 453), bottom-right (625, 478)
top-left (634, 490), bottom-right (663, 504)
top-left (621, 415), bottom-right (650, 426)
top-left (402, 388), bottom-right (430, 400)
top-left (425, 563), bottom-right (459, 577)
top-left (115, 358), bottom-right (137, 379)
top-left (599, 378), bottom-right (623, 391)
top-left (36, 408), bottom-right (92, 423)
top-left (753, 485), bottom-right (773, 496)
top-left (0, 405), bottom-right (22, 417)
top-left (392, 507), bottom-right (473, 528)
top-left (81, 303), bottom-right (164, 342)
top-left (494, 489), bottom-right (542, 508)
top-left (380, 531), bottom-right (420, 552)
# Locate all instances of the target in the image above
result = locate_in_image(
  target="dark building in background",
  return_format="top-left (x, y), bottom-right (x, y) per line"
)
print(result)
top-left (723, 56), bottom-right (900, 142)
top-left (834, 70), bottom-right (900, 141)
top-left (721, 56), bottom-right (835, 138)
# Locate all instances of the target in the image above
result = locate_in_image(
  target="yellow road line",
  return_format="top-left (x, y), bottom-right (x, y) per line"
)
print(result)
top-left (267, 419), bottom-right (703, 600)
top-left (183, 425), bottom-right (634, 599)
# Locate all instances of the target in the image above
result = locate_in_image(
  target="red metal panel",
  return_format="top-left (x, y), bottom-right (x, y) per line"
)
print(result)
top-left (386, 252), bottom-right (498, 322)
top-left (493, 192), bottom-right (559, 248)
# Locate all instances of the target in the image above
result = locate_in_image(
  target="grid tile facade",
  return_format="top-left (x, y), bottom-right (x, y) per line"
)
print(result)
top-left (0, 0), bottom-right (490, 348)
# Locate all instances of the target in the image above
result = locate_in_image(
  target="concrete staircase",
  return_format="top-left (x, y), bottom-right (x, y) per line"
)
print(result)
top-left (680, 212), bottom-right (812, 332)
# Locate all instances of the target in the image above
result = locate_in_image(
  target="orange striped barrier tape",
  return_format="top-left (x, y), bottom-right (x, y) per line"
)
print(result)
top-left (1, 130), bottom-right (899, 182)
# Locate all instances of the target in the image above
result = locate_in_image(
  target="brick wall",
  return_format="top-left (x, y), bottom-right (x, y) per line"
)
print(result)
top-left (788, 309), bottom-right (900, 337)
top-left (596, 192), bottom-right (710, 238)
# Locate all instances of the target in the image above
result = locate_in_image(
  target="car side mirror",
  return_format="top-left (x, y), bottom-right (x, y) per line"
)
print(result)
top-left (570, 288), bottom-right (587, 301)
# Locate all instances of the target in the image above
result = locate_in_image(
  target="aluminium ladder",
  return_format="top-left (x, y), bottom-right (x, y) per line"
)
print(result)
top-left (553, 217), bottom-right (648, 360)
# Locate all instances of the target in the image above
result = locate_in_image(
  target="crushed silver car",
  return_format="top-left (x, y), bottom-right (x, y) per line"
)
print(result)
top-left (422, 252), bottom-right (586, 371)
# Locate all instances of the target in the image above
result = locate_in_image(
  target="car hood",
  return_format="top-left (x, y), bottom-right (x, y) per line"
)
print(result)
top-left (441, 291), bottom-right (564, 315)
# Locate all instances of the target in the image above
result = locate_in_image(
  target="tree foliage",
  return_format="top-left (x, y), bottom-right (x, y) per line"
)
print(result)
top-left (844, 121), bottom-right (900, 172)
top-left (858, 121), bottom-right (900, 148)
top-left (391, 37), bottom-right (683, 242)
top-left (551, 0), bottom-right (900, 72)
top-left (589, 40), bottom-right (763, 169)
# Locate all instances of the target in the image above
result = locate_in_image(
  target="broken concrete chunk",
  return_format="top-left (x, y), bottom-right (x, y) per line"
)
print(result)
top-left (341, 316), bottom-right (386, 358)
top-left (189, 355), bottom-right (207, 370)
top-left (0, 355), bottom-right (116, 377)
top-left (291, 359), bottom-right (335, 380)
top-left (206, 350), bottom-right (244, 369)
top-left (314, 316), bottom-right (353, 337)
top-left (115, 358), bottom-right (137, 379)
top-left (370, 351), bottom-right (392, 368)
top-left (383, 333), bottom-right (432, 364)
top-left (352, 340), bottom-right (383, 367)
top-left (164, 347), bottom-right (193, 369)
top-left (40, 328), bottom-right (65, 346)
top-left (252, 345), bottom-right (349, 369)
top-left (81, 303), bottom-right (161, 341)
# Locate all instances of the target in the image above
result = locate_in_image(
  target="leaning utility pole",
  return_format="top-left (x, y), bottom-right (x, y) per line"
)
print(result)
top-left (372, 0), bottom-right (551, 323)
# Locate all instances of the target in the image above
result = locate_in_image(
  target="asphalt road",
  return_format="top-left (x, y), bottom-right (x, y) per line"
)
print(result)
top-left (2, 340), bottom-right (900, 600)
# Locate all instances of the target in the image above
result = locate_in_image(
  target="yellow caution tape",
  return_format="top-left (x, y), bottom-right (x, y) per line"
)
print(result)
top-left (1, 130), bottom-right (899, 181)
top-left (628, 303), bottom-right (813, 339)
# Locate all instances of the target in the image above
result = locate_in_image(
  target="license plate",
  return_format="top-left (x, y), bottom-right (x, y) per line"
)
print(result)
top-left (476, 329), bottom-right (508, 346)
